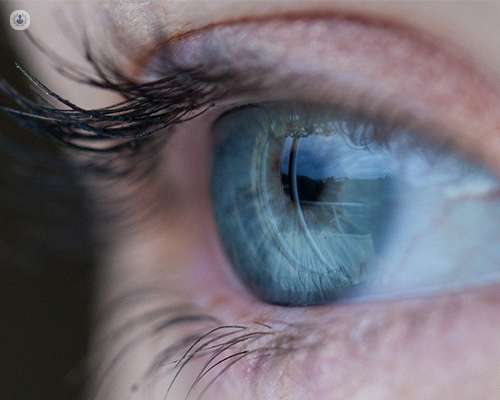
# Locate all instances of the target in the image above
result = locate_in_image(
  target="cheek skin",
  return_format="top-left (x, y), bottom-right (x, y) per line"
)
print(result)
top-left (165, 118), bottom-right (500, 400)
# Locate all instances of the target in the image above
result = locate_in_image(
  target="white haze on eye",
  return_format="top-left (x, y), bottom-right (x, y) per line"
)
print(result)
top-left (357, 135), bottom-right (500, 300)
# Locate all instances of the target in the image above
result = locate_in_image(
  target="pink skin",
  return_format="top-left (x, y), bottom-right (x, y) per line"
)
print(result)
top-left (89, 17), bottom-right (500, 400)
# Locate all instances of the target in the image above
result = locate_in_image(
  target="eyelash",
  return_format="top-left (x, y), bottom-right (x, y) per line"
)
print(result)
top-left (88, 284), bottom-right (322, 400)
top-left (0, 30), bottom-right (267, 155)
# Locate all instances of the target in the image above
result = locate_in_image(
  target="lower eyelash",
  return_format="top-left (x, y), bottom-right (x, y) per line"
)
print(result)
top-left (89, 286), bottom-right (313, 400)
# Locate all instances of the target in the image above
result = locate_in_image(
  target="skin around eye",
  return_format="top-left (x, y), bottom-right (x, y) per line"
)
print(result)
top-left (11, 2), bottom-right (500, 400)
top-left (101, 104), bottom-right (500, 400)
top-left (90, 15), bottom-right (500, 400)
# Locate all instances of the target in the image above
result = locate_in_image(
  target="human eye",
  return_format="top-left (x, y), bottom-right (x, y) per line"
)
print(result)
top-left (3, 6), bottom-right (500, 400)
top-left (211, 102), bottom-right (500, 306)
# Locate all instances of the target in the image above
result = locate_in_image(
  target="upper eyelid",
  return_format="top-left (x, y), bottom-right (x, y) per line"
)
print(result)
top-left (3, 14), bottom-right (500, 173)
top-left (143, 16), bottom-right (500, 174)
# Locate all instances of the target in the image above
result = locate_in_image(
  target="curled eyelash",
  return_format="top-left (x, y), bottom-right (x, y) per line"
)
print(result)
top-left (0, 26), bottom-right (268, 229)
top-left (87, 286), bottom-right (315, 400)
top-left (0, 28), bottom-right (250, 155)
top-left (1, 65), bottom-right (205, 150)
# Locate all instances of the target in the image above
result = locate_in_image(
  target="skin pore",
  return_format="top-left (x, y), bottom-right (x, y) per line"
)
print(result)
top-left (8, 1), bottom-right (500, 399)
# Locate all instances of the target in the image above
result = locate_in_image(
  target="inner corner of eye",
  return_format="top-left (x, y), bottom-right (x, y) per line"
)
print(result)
top-left (207, 102), bottom-right (500, 307)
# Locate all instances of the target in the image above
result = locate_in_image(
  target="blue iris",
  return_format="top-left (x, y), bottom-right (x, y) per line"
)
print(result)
top-left (211, 104), bottom-right (396, 306)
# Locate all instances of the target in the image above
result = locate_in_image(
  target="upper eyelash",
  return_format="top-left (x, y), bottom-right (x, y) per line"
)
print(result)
top-left (0, 20), bottom-right (429, 159)
top-left (0, 31), bottom-right (248, 154)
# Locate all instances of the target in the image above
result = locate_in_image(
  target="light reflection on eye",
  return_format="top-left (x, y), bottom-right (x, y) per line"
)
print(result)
top-left (210, 103), bottom-right (500, 306)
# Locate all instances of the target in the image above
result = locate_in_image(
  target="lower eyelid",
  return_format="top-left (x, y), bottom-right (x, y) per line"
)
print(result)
top-left (188, 237), bottom-right (500, 396)
top-left (93, 247), bottom-right (500, 400)
top-left (162, 218), bottom-right (500, 398)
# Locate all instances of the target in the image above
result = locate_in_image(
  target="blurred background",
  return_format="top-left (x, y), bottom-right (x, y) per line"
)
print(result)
top-left (0, 5), bottom-right (95, 400)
